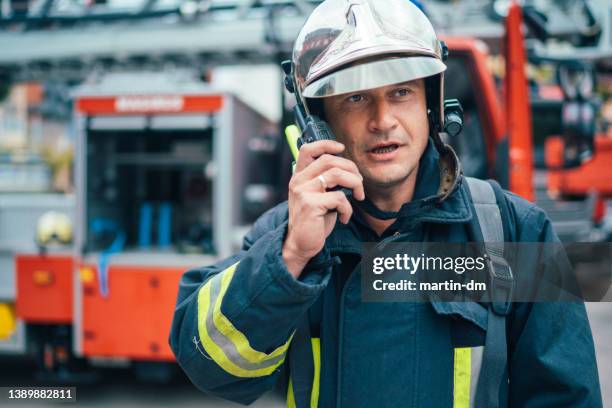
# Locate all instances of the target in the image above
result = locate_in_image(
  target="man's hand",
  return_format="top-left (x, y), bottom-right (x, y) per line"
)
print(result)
top-left (282, 140), bottom-right (365, 278)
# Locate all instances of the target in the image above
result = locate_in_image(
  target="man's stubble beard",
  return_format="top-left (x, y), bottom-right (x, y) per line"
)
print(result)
top-left (364, 165), bottom-right (416, 191)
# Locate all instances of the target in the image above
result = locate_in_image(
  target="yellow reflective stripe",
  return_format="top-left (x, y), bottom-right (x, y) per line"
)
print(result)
top-left (197, 262), bottom-right (292, 377)
top-left (287, 378), bottom-right (297, 408)
top-left (213, 267), bottom-right (292, 363)
top-left (453, 347), bottom-right (471, 408)
top-left (286, 337), bottom-right (321, 408)
top-left (311, 337), bottom-right (321, 408)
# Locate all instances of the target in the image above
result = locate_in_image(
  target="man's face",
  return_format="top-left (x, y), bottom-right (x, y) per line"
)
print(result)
top-left (322, 78), bottom-right (429, 190)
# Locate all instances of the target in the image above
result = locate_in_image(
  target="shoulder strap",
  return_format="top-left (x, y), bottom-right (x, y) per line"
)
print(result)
top-left (465, 177), bottom-right (514, 311)
top-left (465, 177), bottom-right (503, 241)
top-left (465, 177), bottom-right (513, 408)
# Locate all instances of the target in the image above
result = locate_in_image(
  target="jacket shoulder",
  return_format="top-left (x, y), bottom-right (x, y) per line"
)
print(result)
top-left (499, 189), bottom-right (556, 242)
top-left (243, 201), bottom-right (289, 248)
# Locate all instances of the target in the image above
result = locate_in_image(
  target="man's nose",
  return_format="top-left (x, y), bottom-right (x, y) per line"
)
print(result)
top-left (367, 99), bottom-right (398, 134)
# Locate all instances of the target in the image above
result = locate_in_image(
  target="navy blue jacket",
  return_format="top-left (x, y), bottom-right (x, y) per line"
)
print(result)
top-left (169, 141), bottom-right (602, 407)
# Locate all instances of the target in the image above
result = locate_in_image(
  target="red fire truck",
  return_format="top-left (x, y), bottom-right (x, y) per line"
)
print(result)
top-left (8, 71), bottom-right (280, 379)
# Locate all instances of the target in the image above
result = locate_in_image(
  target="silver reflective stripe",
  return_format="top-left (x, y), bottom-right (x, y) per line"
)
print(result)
top-left (470, 346), bottom-right (484, 407)
top-left (205, 274), bottom-right (286, 371)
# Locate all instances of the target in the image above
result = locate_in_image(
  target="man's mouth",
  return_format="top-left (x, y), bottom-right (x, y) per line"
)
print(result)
top-left (369, 144), bottom-right (400, 154)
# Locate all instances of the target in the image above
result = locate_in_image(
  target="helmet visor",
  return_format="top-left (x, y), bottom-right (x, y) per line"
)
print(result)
top-left (302, 55), bottom-right (446, 98)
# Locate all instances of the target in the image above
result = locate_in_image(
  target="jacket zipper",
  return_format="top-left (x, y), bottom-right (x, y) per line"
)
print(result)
top-left (335, 229), bottom-right (409, 408)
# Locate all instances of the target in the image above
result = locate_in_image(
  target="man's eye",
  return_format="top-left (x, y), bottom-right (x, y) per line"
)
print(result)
top-left (347, 94), bottom-right (364, 103)
top-left (394, 88), bottom-right (411, 97)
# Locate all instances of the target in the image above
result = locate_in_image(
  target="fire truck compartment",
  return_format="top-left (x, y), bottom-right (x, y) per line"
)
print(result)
top-left (85, 126), bottom-right (215, 255)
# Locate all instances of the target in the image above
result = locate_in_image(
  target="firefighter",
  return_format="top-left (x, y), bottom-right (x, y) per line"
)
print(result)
top-left (169, 0), bottom-right (602, 406)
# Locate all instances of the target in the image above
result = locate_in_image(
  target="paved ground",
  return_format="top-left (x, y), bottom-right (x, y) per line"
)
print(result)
top-left (1, 303), bottom-right (610, 407)
top-left (0, 361), bottom-right (285, 408)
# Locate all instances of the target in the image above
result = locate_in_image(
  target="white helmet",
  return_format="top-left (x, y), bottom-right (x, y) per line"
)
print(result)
top-left (290, 0), bottom-right (448, 140)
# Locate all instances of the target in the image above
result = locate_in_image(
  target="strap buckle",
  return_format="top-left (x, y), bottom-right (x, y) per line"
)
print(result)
top-left (485, 252), bottom-right (514, 316)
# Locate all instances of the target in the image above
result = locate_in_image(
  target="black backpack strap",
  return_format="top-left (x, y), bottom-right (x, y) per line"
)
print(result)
top-left (465, 177), bottom-right (514, 408)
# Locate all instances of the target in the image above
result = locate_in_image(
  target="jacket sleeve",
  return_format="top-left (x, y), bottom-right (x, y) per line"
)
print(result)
top-left (504, 197), bottom-right (603, 407)
top-left (169, 203), bottom-right (333, 405)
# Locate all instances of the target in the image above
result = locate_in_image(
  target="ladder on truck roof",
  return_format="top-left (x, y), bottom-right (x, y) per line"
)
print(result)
top-left (0, 0), bottom-right (321, 82)
top-left (0, 0), bottom-right (609, 84)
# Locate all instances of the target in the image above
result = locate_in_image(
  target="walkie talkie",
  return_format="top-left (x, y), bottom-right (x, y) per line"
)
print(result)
top-left (281, 60), bottom-right (352, 199)
top-left (293, 103), bottom-right (336, 149)
top-left (281, 60), bottom-right (337, 149)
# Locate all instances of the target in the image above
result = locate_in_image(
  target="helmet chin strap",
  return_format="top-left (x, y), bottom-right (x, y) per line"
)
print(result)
top-left (351, 194), bottom-right (403, 220)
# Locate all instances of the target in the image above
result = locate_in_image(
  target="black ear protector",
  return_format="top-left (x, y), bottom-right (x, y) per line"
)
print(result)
top-left (443, 99), bottom-right (463, 137)
top-left (427, 41), bottom-right (464, 140)
top-left (427, 97), bottom-right (464, 147)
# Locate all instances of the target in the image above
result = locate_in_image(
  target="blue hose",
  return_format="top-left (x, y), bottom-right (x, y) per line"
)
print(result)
top-left (90, 218), bottom-right (126, 297)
